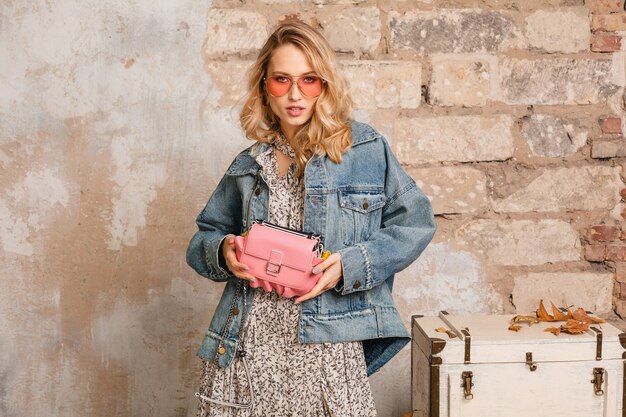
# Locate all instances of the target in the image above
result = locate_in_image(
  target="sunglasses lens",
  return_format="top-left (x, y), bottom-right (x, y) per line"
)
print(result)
top-left (267, 77), bottom-right (290, 97)
top-left (266, 76), bottom-right (323, 97)
top-left (298, 76), bottom-right (323, 97)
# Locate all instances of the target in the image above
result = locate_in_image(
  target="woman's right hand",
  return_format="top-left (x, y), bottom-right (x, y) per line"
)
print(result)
top-left (222, 234), bottom-right (256, 283)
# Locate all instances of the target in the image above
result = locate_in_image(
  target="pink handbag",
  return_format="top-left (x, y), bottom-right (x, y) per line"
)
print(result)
top-left (234, 220), bottom-right (325, 298)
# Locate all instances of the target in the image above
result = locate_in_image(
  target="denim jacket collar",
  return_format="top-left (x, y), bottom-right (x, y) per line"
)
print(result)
top-left (225, 121), bottom-right (379, 177)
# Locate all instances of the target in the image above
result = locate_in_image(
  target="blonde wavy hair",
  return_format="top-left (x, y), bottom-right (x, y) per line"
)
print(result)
top-left (240, 20), bottom-right (354, 177)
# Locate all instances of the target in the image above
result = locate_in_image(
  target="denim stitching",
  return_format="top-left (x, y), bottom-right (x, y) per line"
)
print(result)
top-left (355, 243), bottom-right (372, 289)
top-left (386, 180), bottom-right (416, 208)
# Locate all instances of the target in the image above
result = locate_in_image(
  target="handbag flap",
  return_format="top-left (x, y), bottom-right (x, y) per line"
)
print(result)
top-left (243, 224), bottom-right (316, 272)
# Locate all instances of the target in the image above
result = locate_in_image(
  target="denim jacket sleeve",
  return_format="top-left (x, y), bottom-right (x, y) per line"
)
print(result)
top-left (185, 172), bottom-right (242, 282)
top-left (335, 137), bottom-right (436, 295)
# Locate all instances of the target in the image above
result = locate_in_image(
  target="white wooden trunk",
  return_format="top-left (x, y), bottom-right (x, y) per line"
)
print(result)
top-left (412, 313), bottom-right (626, 417)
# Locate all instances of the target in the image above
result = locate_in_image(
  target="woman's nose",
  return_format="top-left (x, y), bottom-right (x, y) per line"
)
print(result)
top-left (288, 80), bottom-right (302, 100)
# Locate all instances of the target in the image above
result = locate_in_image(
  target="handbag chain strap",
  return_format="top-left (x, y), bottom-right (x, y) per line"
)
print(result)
top-left (196, 174), bottom-right (262, 410)
top-left (195, 279), bottom-right (256, 409)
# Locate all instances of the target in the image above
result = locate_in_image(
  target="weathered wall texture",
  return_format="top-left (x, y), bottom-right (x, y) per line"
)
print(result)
top-left (1, 0), bottom-right (626, 416)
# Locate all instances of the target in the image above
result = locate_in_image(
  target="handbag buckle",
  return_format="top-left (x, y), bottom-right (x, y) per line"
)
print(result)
top-left (266, 250), bottom-right (283, 276)
top-left (267, 261), bottom-right (281, 275)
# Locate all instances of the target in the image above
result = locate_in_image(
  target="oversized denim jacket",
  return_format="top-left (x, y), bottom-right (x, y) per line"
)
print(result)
top-left (186, 121), bottom-right (436, 376)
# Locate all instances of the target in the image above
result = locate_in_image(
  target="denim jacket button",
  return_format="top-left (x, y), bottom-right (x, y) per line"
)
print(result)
top-left (232, 308), bottom-right (239, 315)
top-left (353, 280), bottom-right (361, 289)
top-left (254, 188), bottom-right (260, 196)
top-left (217, 347), bottom-right (226, 355)
top-left (363, 200), bottom-right (369, 210)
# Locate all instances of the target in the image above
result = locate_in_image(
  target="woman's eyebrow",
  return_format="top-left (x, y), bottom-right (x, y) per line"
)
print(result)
top-left (270, 70), bottom-right (316, 76)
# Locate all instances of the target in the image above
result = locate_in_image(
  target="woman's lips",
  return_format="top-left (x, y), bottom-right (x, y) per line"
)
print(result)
top-left (286, 106), bottom-right (305, 117)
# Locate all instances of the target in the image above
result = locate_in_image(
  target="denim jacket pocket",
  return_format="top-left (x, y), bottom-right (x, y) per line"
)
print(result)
top-left (339, 190), bottom-right (386, 245)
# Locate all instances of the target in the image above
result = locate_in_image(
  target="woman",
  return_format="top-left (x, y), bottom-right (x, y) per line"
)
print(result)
top-left (186, 20), bottom-right (436, 417)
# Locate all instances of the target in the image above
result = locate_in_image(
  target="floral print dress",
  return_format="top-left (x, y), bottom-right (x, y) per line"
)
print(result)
top-left (196, 136), bottom-right (378, 417)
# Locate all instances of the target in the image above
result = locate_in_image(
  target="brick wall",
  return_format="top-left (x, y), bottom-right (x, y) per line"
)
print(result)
top-left (585, 0), bottom-right (626, 317)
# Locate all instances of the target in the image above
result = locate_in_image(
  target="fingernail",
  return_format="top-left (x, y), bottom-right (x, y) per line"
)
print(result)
top-left (312, 268), bottom-right (319, 274)
top-left (242, 266), bottom-right (248, 270)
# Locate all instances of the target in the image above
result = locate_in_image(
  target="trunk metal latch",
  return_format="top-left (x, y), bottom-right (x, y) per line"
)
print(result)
top-left (526, 352), bottom-right (537, 371)
top-left (461, 371), bottom-right (474, 400)
top-left (591, 368), bottom-right (605, 396)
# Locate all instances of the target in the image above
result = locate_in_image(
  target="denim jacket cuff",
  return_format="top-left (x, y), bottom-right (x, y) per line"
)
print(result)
top-left (333, 276), bottom-right (345, 293)
top-left (204, 235), bottom-right (234, 281)
top-left (337, 244), bottom-right (372, 294)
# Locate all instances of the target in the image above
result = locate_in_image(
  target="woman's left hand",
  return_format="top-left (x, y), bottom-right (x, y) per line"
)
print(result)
top-left (294, 253), bottom-right (343, 303)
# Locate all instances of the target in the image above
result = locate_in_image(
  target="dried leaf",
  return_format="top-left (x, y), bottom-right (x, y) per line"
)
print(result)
top-left (572, 308), bottom-right (587, 322)
top-left (572, 308), bottom-right (605, 324)
top-left (545, 327), bottom-right (561, 336)
top-left (508, 324), bottom-right (522, 332)
top-left (544, 319), bottom-right (592, 336)
top-left (518, 301), bottom-right (605, 335)
top-left (536, 299), bottom-right (555, 322)
top-left (511, 315), bottom-right (539, 326)
top-left (561, 319), bottom-right (590, 334)
top-left (551, 302), bottom-right (568, 321)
